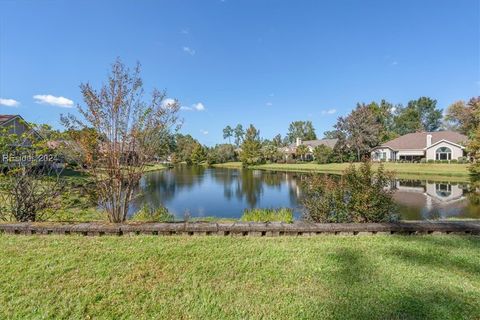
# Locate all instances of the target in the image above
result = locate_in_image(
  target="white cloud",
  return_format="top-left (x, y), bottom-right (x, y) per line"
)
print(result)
top-left (391, 106), bottom-right (397, 113)
top-left (0, 98), bottom-right (20, 107)
top-left (200, 129), bottom-right (209, 135)
top-left (162, 98), bottom-right (177, 108)
top-left (391, 61), bottom-right (398, 66)
top-left (180, 102), bottom-right (205, 112)
top-left (181, 28), bottom-right (189, 35)
top-left (183, 46), bottom-right (196, 56)
top-left (321, 108), bottom-right (336, 115)
top-left (265, 102), bottom-right (273, 107)
top-left (33, 94), bottom-right (74, 108)
top-left (193, 102), bottom-right (205, 111)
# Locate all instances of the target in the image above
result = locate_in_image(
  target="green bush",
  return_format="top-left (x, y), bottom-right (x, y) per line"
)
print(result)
top-left (458, 156), bottom-right (468, 164)
top-left (450, 159), bottom-right (458, 164)
top-left (301, 161), bottom-right (398, 223)
top-left (131, 204), bottom-right (174, 222)
top-left (241, 208), bottom-right (293, 223)
top-left (427, 159), bottom-right (435, 163)
top-left (419, 158), bottom-right (426, 163)
top-left (313, 145), bottom-right (333, 164)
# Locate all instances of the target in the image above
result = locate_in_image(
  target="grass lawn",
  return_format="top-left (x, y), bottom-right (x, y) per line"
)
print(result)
top-left (143, 163), bottom-right (167, 173)
top-left (213, 162), bottom-right (471, 181)
top-left (0, 235), bottom-right (479, 319)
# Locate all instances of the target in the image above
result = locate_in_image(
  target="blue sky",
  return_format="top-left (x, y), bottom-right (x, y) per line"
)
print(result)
top-left (0, 0), bottom-right (479, 145)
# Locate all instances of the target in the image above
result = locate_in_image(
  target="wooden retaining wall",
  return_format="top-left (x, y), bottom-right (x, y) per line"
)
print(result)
top-left (0, 221), bottom-right (479, 237)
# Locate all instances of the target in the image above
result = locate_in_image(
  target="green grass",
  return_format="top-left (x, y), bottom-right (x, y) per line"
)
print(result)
top-left (143, 163), bottom-right (167, 173)
top-left (241, 208), bottom-right (294, 223)
top-left (130, 204), bottom-right (174, 222)
top-left (0, 235), bottom-right (478, 319)
top-left (213, 162), bottom-right (471, 181)
top-left (212, 161), bottom-right (244, 168)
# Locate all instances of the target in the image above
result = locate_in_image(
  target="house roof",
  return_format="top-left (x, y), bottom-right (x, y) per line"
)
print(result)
top-left (0, 114), bottom-right (43, 140)
top-left (0, 115), bottom-right (18, 125)
top-left (287, 139), bottom-right (338, 149)
top-left (377, 131), bottom-right (468, 150)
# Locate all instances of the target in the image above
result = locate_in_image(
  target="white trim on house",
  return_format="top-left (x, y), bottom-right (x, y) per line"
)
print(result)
top-left (423, 139), bottom-right (465, 150)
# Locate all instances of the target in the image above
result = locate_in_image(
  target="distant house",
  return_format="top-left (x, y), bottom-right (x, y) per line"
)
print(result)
top-left (281, 138), bottom-right (338, 160)
top-left (371, 131), bottom-right (468, 162)
top-left (0, 115), bottom-right (42, 146)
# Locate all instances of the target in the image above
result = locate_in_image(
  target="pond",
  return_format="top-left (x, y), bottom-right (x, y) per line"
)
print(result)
top-left (130, 166), bottom-right (480, 220)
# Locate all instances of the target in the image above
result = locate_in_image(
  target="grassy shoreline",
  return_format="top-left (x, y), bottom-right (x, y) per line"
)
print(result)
top-left (0, 235), bottom-right (478, 319)
top-left (212, 162), bottom-right (472, 182)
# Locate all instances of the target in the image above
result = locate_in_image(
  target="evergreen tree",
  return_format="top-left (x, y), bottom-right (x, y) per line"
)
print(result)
top-left (286, 121), bottom-right (317, 143)
top-left (222, 125), bottom-right (233, 144)
top-left (240, 124), bottom-right (263, 165)
top-left (190, 144), bottom-right (207, 165)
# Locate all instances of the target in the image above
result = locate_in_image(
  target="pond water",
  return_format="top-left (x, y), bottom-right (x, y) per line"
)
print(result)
top-left (130, 166), bottom-right (480, 220)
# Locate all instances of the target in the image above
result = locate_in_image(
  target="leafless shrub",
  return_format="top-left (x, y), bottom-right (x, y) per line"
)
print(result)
top-left (0, 165), bottom-right (66, 222)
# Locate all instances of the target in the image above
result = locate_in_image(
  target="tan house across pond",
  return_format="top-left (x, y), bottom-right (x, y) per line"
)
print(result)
top-left (371, 131), bottom-right (468, 162)
top-left (281, 138), bottom-right (338, 160)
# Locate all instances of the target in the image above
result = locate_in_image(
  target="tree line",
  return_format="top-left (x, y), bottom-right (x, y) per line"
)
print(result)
top-left (217, 96), bottom-right (480, 167)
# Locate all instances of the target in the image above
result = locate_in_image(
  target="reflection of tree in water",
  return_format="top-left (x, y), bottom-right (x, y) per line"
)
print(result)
top-left (211, 169), bottom-right (291, 208)
top-left (134, 165), bottom-right (207, 210)
top-left (238, 170), bottom-right (263, 207)
top-left (467, 177), bottom-right (480, 207)
top-left (208, 168), bottom-right (237, 200)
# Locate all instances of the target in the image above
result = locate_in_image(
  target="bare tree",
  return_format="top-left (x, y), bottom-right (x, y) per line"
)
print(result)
top-left (61, 59), bottom-right (181, 222)
top-left (0, 123), bottom-right (65, 222)
top-left (0, 166), bottom-right (65, 222)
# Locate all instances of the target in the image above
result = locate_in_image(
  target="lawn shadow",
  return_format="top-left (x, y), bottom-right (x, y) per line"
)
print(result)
top-left (315, 238), bottom-right (480, 319)
top-left (388, 236), bottom-right (480, 277)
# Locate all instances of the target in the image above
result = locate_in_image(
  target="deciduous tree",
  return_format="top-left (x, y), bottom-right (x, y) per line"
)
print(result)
top-left (445, 97), bottom-right (480, 136)
top-left (61, 59), bottom-right (181, 223)
top-left (334, 104), bottom-right (383, 161)
top-left (393, 97), bottom-right (442, 134)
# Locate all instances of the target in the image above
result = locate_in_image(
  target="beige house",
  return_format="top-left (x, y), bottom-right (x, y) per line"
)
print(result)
top-left (281, 138), bottom-right (338, 160)
top-left (371, 131), bottom-right (468, 162)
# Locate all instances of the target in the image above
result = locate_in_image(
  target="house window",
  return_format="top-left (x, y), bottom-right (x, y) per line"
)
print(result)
top-left (435, 183), bottom-right (452, 198)
top-left (435, 147), bottom-right (452, 160)
top-left (382, 152), bottom-right (387, 159)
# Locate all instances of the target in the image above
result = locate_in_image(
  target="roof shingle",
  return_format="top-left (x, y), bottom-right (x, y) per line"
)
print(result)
top-left (379, 131), bottom-right (468, 150)
top-left (0, 115), bottom-right (17, 125)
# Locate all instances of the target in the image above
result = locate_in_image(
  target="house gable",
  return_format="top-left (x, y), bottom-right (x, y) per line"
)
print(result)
top-left (425, 140), bottom-right (465, 161)
top-left (0, 115), bottom-right (43, 142)
top-left (424, 139), bottom-right (465, 150)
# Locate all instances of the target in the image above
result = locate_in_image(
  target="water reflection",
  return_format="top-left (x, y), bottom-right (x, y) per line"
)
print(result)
top-left (392, 180), bottom-right (479, 220)
top-left (130, 166), bottom-right (480, 220)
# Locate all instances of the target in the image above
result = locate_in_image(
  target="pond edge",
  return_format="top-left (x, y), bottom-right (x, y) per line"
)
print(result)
top-left (0, 221), bottom-right (479, 237)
